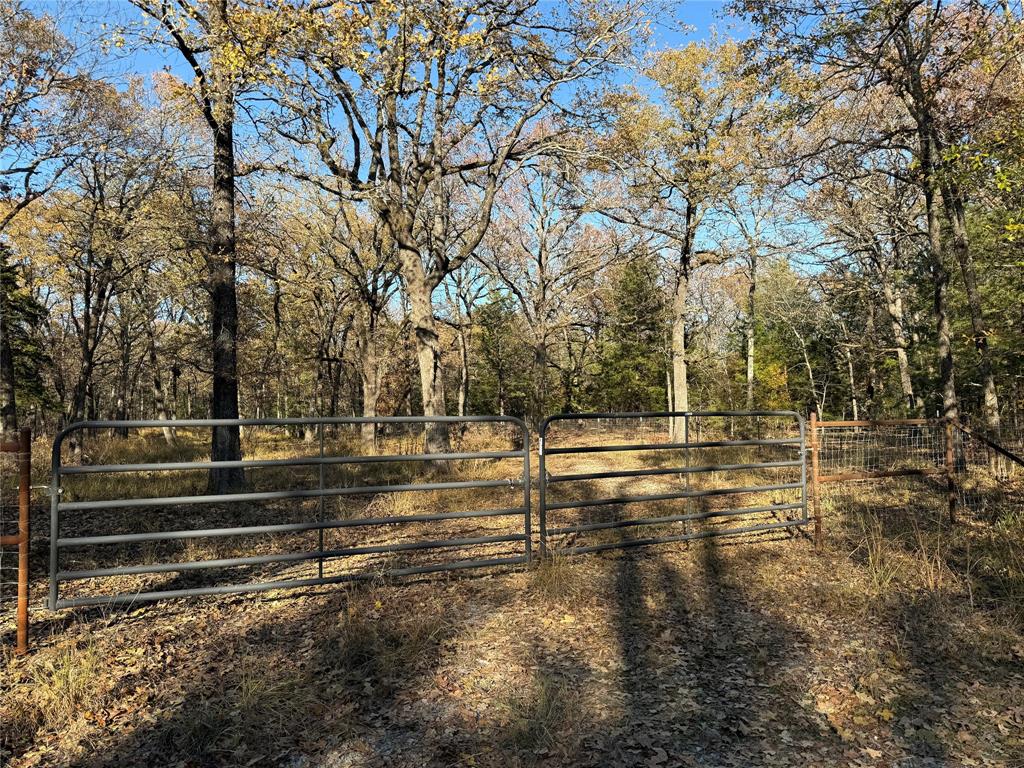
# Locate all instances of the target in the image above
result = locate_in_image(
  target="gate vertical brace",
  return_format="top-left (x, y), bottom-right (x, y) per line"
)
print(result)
top-left (944, 418), bottom-right (956, 524)
top-left (522, 426), bottom-right (531, 564)
top-left (48, 436), bottom-right (60, 611)
top-left (538, 435), bottom-right (546, 558)
top-left (809, 412), bottom-right (821, 551)
top-left (318, 425), bottom-right (325, 579)
top-left (683, 413), bottom-right (690, 490)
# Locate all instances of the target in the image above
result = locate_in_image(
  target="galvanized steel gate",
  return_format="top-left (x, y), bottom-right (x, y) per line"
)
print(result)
top-left (538, 411), bottom-right (808, 554)
top-left (49, 416), bottom-right (530, 609)
top-left (46, 410), bottom-right (808, 612)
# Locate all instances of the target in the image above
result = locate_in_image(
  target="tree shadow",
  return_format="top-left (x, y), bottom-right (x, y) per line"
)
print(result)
top-left (822, 485), bottom-right (1023, 762)
top-left (61, 573), bottom-right (491, 767)
top-left (598, 514), bottom-right (836, 766)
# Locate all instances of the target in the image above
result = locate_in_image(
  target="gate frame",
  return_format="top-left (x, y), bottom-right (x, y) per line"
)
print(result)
top-left (49, 416), bottom-right (530, 610)
top-left (537, 410), bottom-right (808, 556)
top-left (1, 427), bottom-right (31, 654)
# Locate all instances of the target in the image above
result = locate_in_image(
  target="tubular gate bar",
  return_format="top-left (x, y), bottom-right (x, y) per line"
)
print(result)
top-left (538, 411), bottom-right (808, 555)
top-left (49, 416), bottom-right (530, 609)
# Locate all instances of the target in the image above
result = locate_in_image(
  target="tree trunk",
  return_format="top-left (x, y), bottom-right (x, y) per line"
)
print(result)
top-left (843, 346), bottom-right (859, 421)
top-left (670, 270), bottom-right (689, 440)
top-left (793, 328), bottom-right (821, 415)
top-left (865, 308), bottom-right (879, 418)
top-left (115, 317), bottom-right (131, 438)
top-left (530, 334), bottom-right (548, 430)
top-left (879, 277), bottom-right (918, 415)
top-left (354, 314), bottom-right (380, 447)
top-left (944, 187), bottom-right (999, 432)
top-left (145, 316), bottom-right (175, 445)
top-left (170, 363), bottom-right (180, 419)
top-left (458, 323), bottom-right (470, 418)
top-left (745, 251), bottom-right (756, 411)
top-left (910, 95), bottom-right (958, 421)
top-left (922, 170), bottom-right (958, 420)
top-left (208, 117), bottom-right (244, 491)
top-left (665, 362), bottom-right (673, 413)
top-left (405, 272), bottom-right (450, 453)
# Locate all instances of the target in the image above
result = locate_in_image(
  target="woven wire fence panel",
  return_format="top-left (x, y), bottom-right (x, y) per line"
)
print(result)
top-left (957, 426), bottom-right (1024, 481)
top-left (954, 428), bottom-right (1024, 521)
top-left (817, 423), bottom-right (946, 477)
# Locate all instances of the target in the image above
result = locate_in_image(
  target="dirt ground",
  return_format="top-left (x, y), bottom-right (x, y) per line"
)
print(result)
top-left (2, 430), bottom-right (1023, 767)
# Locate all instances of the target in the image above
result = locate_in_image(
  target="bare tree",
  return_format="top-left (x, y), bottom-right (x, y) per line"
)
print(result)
top-left (267, 0), bottom-right (645, 451)
top-left (0, 0), bottom-right (97, 437)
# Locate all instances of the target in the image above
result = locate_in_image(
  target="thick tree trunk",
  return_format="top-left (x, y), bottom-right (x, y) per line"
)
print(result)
top-left (354, 314), bottom-right (380, 447)
top-left (944, 188), bottom-right (999, 432)
top-left (530, 334), bottom-right (548, 430)
top-left (670, 270), bottom-right (689, 440)
top-left (923, 184), bottom-right (958, 421)
top-left (405, 273), bottom-right (450, 453)
top-left (911, 98), bottom-right (958, 421)
top-left (208, 118), bottom-right (244, 492)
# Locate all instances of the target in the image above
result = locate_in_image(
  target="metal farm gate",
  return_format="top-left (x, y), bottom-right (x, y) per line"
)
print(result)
top-left (49, 416), bottom-right (530, 609)
top-left (43, 410), bottom-right (810, 615)
top-left (538, 411), bottom-right (808, 554)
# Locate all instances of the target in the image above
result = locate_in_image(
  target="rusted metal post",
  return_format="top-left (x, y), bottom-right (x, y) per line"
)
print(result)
top-left (809, 412), bottom-right (822, 550)
top-left (17, 427), bottom-right (30, 654)
top-left (944, 418), bottom-right (956, 524)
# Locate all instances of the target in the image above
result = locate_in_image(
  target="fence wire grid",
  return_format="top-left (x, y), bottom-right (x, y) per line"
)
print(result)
top-left (814, 421), bottom-right (1022, 524)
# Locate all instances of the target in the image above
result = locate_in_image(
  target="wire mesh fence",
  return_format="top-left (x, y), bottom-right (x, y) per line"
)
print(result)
top-left (814, 420), bottom-right (948, 480)
top-left (952, 426), bottom-right (1024, 522)
top-left (810, 418), bottom-right (1023, 533)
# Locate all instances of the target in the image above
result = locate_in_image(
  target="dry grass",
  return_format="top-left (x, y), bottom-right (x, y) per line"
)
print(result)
top-left (1, 426), bottom-right (1023, 766)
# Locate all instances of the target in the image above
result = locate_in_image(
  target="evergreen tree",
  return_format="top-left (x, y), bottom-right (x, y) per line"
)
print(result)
top-left (591, 255), bottom-right (668, 412)
top-left (0, 245), bottom-right (49, 418)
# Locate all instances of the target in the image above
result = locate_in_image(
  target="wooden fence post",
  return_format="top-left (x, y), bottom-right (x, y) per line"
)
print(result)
top-left (810, 412), bottom-right (821, 550)
top-left (944, 418), bottom-right (956, 524)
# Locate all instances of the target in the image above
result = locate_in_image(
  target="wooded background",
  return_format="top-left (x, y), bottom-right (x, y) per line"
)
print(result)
top-left (2, 0), bottom-right (1022, 474)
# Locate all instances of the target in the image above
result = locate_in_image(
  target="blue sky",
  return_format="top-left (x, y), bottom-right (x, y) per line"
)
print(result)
top-left (31, 0), bottom-right (739, 84)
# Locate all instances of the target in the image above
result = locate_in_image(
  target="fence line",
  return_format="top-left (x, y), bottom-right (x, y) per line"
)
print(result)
top-left (806, 415), bottom-right (1024, 544)
top-left (5, 410), bottom-right (1018, 654)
